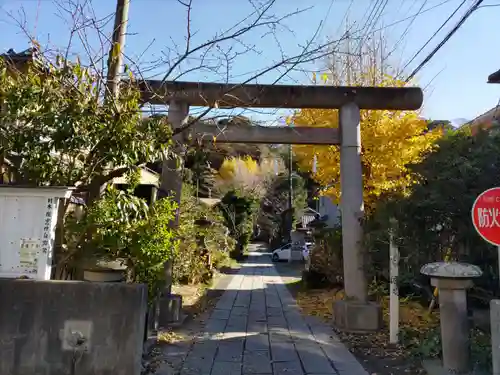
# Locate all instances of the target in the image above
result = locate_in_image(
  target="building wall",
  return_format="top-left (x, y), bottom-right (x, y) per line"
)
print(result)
top-left (0, 280), bottom-right (147, 375)
top-left (318, 196), bottom-right (340, 228)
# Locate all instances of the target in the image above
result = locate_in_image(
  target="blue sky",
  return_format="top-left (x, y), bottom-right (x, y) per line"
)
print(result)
top-left (0, 0), bottom-right (499, 124)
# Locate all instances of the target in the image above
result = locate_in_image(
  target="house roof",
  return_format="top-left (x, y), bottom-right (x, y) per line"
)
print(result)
top-left (302, 207), bottom-right (319, 216)
top-left (463, 105), bottom-right (500, 133)
top-left (488, 69), bottom-right (500, 84)
top-left (198, 198), bottom-right (221, 207)
top-left (1, 48), bottom-right (37, 62)
top-left (112, 166), bottom-right (159, 187)
top-left (1, 47), bottom-right (41, 72)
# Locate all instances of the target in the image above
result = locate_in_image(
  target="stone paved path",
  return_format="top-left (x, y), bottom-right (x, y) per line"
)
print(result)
top-left (178, 254), bottom-right (368, 375)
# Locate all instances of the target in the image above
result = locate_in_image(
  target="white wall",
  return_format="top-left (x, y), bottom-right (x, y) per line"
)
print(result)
top-left (318, 195), bottom-right (340, 228)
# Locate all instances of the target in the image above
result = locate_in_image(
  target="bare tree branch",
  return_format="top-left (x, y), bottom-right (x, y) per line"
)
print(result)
top-left (159, 0), bottom-right (312, 83)
top-left (3, 0), bottom-right (356, 149)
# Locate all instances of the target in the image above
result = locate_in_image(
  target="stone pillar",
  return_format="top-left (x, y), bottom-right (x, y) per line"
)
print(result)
top-left (432, 278), bottom-right (472, 374)
top-left (491, 300), bottom-right (500, 375)
top-left (161, 100), bottom-right (188, 292)
top-left (421, 262), bottom-right (482, 375)
top-left (158, 100), bottom-right (188, 325)
top-left (333, 102), bottom-right (382, 333)
top-left (339, 102), bottom-right (367, 302)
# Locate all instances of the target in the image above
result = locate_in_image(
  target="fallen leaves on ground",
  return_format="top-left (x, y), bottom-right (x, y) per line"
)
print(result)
top-left (144, 282), bottom-right (220, 374)
top-left (292, 286), bottom-right (436, 375)
top-left (172, 270), bottom-right (224, 318)
top-left (172, 284), bottom-right (206, 308)
top-left (157, 330), bottom-right (187, 344)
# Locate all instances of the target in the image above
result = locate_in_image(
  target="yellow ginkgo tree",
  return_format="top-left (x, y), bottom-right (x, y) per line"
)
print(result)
top-left (216, 155), bottom-right (281, 198)
top-left (292, 63), bottom-right (442, 213)
top-left (215, 155), bottom-right (283, 258)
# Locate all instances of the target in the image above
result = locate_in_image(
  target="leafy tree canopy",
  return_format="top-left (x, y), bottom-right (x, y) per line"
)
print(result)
top-left (292, 74), bottom-right (442, 213)
top-left (0, 57), bottom-right (172, 196)
top-left (365, 128), bottom-right (500, 283)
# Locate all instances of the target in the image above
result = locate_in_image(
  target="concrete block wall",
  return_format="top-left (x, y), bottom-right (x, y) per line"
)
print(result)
top-left (0, 279), bottom-right (147, 375)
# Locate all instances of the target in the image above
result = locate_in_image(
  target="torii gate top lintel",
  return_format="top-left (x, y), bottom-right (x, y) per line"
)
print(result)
top-left (152, 79), bottom-right (421, 320)
top-left (136, 80), bottom-right (423, 111)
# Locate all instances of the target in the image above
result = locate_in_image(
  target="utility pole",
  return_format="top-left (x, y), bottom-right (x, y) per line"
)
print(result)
top-left (160, 101), bottom-right (188, 304)
top-left (286, 131), bottom-right (294, 243)
top-left (288, 144), bottom-right (293, 211)
top-left (98, 0), bottom-right (129, 198)
top-left (106, 0), bottom-right (130, 98)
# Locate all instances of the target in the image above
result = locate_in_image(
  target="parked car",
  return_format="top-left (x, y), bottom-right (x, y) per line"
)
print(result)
top-left (271, 242), bottom-right (314, 262)
top-left (271, 243), bottom-right (291, 262)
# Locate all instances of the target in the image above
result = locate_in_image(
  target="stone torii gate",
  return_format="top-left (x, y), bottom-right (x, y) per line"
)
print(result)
top-left (136, 80), bottom-right (423, 332)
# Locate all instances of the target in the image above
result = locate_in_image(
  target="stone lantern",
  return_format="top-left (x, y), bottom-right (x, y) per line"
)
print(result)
top-left (420, 261), bottom-right (482, 375)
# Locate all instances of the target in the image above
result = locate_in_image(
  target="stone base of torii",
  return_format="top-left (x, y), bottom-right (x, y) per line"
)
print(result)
top-left (133, 80), bottom-right (423, 332)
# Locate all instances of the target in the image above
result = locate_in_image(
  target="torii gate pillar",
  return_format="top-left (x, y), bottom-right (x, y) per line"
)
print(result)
top-left (157, 99), bottom-right (189, 327)
top-left (135, 80), bottom-right (423, 332)
top-left (339, 102), bottom-right (366, 301)
top-left (334, 102), bottom-right (382, 332)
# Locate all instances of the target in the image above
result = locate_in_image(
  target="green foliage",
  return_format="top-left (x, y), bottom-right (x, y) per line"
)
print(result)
top-left (0, 57), bottom-right (171, 189)
top-left (66, 186), bottom-right (178, 300)
top-left (400, 325), bottom-right (441, 358)
top-left (364, 128), bottom-right (500, 286)
top-left (401, 325), bottom-right (492, 372)
top-left (174, 184), bottom-right (235, 284)
top-left (264, 175), bottom-right (305, 240)
top-left (132, 199), bottom-right (178, 296)
top-left (184, 147), bottom-right (216, 198)
top-left (220, 190), bottom-right (259, 258)
top-left (257, 169), bottom-right (308, 245)
top-left (290, 175), bottom-right (308, 225)
top-left (470, 329), bottom-right (493, 372)
top-left (257, 146), bottom-right (307, 246)
top-left (307, 226), bottom-right (343, 286)
top-left (0, 55), bottom-right (177, 289)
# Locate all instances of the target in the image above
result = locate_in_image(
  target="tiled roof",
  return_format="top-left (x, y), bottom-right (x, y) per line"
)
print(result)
top-left (463, 106), bottom-right (500, 134)
top-left (1, 47), bottom-right (38, 63)
top-left (488, 69), bottom-right (500, 84)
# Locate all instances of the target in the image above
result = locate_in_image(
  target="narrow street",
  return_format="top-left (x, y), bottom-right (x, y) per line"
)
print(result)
top-left (175, 245), bottom-right (368, 375)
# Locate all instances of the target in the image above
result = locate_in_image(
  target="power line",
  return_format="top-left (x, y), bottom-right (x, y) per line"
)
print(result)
top-left (371, 0), bottom-right (455, 34)
top-left (357, 0), bottom-right (387, 53)
top-left (401, 0), bottom-right (468, 76)
top-left (358, 0), bottom-right (380, 34)
top-left (355, 0), bottom-right (389, 67)
top-left (365, 0), bottom-right (389, 36)
top-left (355, 0), bottom-right (383, 49)
top-left (331, 0), bottom-right (455, 48)
top-left (329, 0), bottom-right (379, 81)
top-left (338, 0), bottom-right (387, 80)
top-left (390, 0), bottom-right (428, 56)
top-left (317, 0), bottom-right (337, 37)
top-left (405, 0), bottom-right (484, 82)
top-left (223, 0), bottom-right (458, 81)
top-left (334, 0), bottom-right (354, 37)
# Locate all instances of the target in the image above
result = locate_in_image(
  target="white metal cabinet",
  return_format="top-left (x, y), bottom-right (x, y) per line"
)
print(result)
top-left (0, 186), bottom-right (73, 280)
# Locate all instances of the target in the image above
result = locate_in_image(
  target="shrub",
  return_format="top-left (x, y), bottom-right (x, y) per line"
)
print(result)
top-left (66, 186), bottom-right (178, 300)
top-left (308, 226), bottom-right (343, 286)
top-left (174, 185), bottom-right (235, 284)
